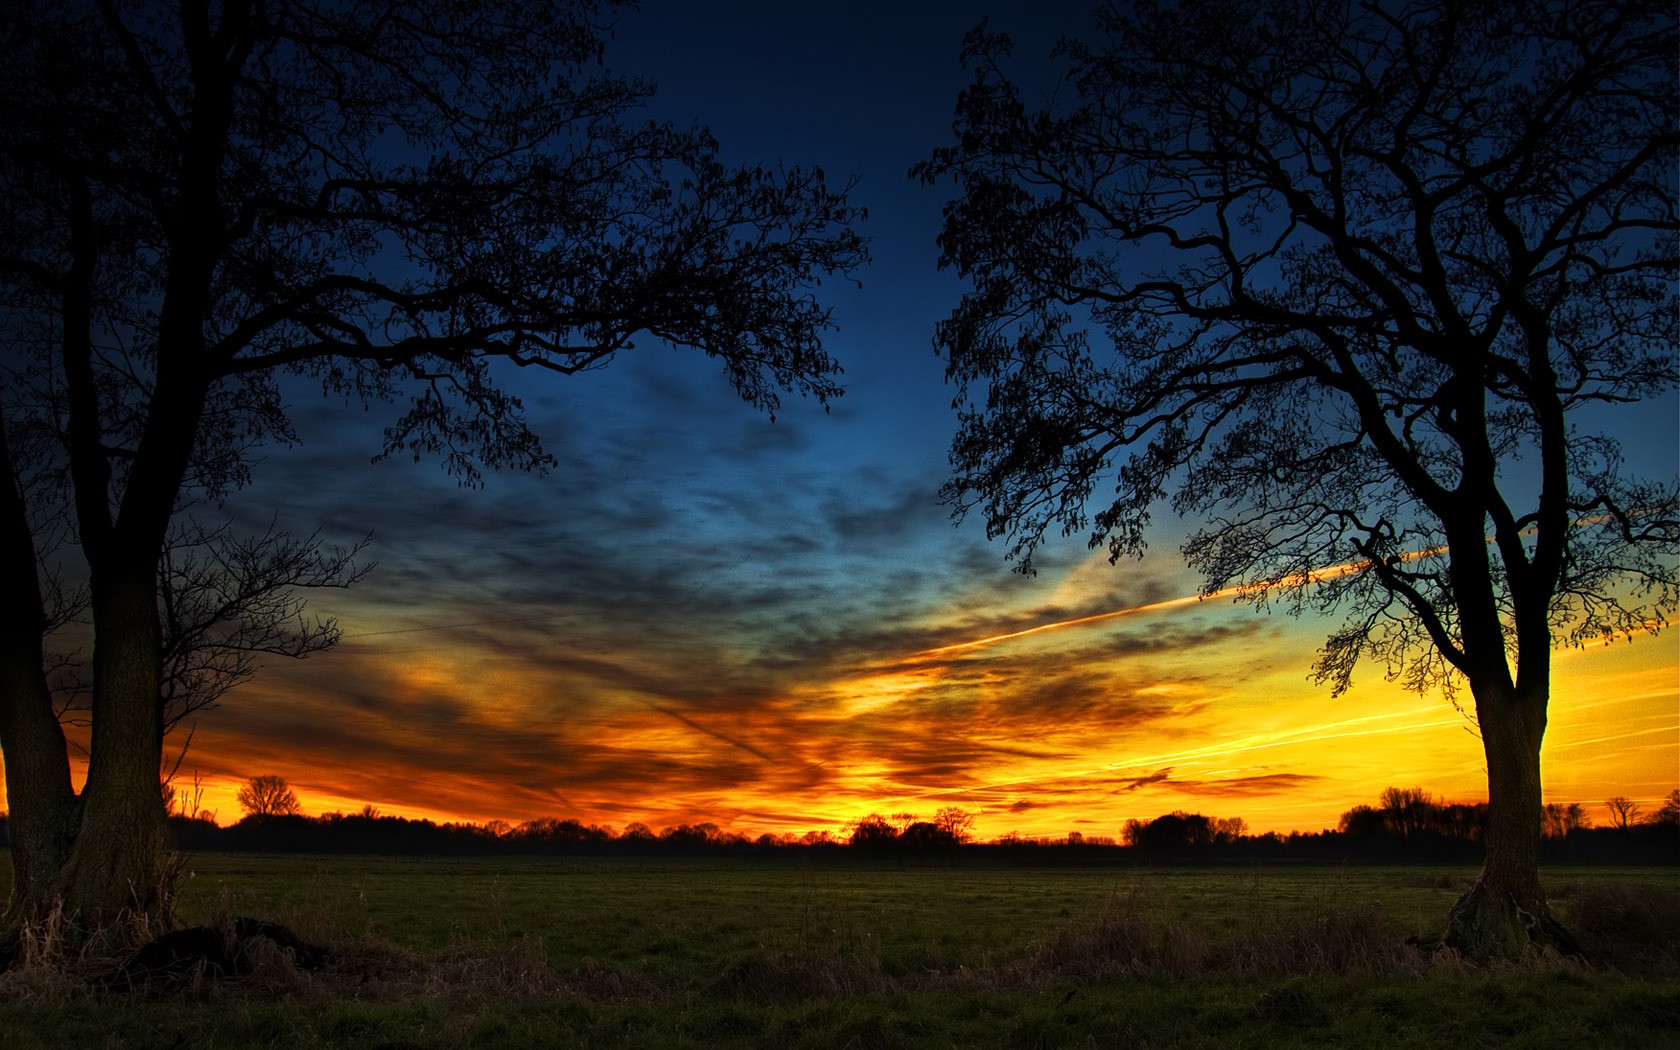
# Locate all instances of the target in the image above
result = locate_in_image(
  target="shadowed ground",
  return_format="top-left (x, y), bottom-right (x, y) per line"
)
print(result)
top-left (1, 855), bottom-right (1675, 1048)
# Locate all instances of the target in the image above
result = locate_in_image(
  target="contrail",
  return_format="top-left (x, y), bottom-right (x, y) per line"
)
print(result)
top-left (909, 546), bottom-right (1443, 659)
top-left (643, 701), bottom-right (777, 763)
top-left (908, 590), bottom-right (1232, 657)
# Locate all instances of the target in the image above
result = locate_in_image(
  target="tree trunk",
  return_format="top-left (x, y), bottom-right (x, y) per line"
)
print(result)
top-left (57, 568), bottom-right (172, 942)
top-left (0, 420), bottom-right (81, 961)
top-left (1, 569), bottom-right (173, 967)
top-left (1443, 680), bottom-right (1578, 957)
top-left (0, 638), bottom-right (80, 956)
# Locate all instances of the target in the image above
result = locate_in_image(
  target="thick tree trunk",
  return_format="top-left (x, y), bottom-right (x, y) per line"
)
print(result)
top-left (0, 419), bottom-right (81, 961)
top-left (1444, 681), bottom-right (1577, 957)
top-left (1, 569), bottom-right (173, 965)
top-left (0, 640), bottom-right (79, 944)
top-left (57, 569), bottom-right (171, 941)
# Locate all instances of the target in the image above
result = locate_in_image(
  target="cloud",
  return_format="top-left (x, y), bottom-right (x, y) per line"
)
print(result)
top-left (1115, 768), bottom-right (1173, 793)
top-left (1165, 773), bottom-right (1326, 799)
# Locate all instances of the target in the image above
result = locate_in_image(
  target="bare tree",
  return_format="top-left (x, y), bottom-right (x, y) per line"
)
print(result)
top-left (1379, 787), bottom-right (1436, 841)
top-left (0, 0), bottom-right (864, 944)
top-left (48, 519), bottom-right (371, 754)
top-left (235, 775), bottom-right (300, 820)
top-left (1541, 802), bottom-right (1591, 839)
top-left (918, 0), bottom-right (1675, 954)
top-left (1603, 796), bottom-right (1641, 830)
top-left (1652, 790), bottom-right (1680, 828)
top-left (933, 805), bottom-right (976, 844)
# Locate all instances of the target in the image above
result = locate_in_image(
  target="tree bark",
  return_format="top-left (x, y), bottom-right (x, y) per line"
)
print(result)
top-left (0, 640), bottom-right (79, 945)
top-left (1444, 681), bottom-right (1578, 956)
top-left (65, 532), bottom-right (177, 934)
top-left (0, 418), bottom-right (80, 957)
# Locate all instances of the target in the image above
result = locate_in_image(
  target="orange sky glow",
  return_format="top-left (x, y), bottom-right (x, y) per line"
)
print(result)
top-left (20, 547), bottom-right (1672, 842)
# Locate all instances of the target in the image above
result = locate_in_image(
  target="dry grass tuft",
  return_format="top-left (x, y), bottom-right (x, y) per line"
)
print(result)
top-left (1022, 888), bottom-right (1424, 982)
top-left (706, 944), bottom-right (891, 1003)
top-left (1551, 881), bottom-right (1680, 974)
top-left (1025, 887), bottom-right (1164, 980)
top-left (1217, 904), bottom-right (1422, 978)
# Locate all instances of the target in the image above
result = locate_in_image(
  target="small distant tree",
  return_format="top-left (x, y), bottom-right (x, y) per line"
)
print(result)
top-left (1338, 805), bottom-right (1383, 839)
top-left (1541, 802), bottom-right (1591, 839)
top-left (235, 775), bottom-right (300, 820)
top-left (1604, 797), bottom-right (1642, 830)
top-left (846, 814), bottom-right (899, 848)
top-left (933, 806), bottom-right (976, 844)
top-left (1213, 817), bottom-right (1247, 844)
top-left (898, 821), bottom-right (955, 851)
top-left (1380, 787), bottom-right (1437, 841)
top-left (1651, 791), bottom-right (1680, 828)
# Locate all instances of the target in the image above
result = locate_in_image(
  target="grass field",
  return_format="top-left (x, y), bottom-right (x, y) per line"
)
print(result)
top-left (1, 854), bottom-right (1676, 1048)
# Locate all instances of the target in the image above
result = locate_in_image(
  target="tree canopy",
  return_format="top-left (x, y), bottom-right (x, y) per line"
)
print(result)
top-left (919, 0), bottom-right (1675, 954)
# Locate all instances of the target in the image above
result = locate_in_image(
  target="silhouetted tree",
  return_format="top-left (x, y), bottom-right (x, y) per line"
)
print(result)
top-left (1213, 817), bottom-right (1247, 845)
top-left (1654, 791), bottom-right (1680, 828)
top-left (0, 0), bottom-right (864, 941)
top-left (897, 821), bottom-right (957, 851)
top-left (1128, 811), bottom-right (1217, 855)
top-left (846, 813), bottom-right (899, 849)
top-left (1541, 802), bottom-right (1592, 839)
top-left (1603, 796), bottom-right (1642, 830)
top-left (933, 805), bottom-right (976, 844)
top-left (919, 0), bottom-right (1675, 954)
top-left (1338, 805), bottom-right (1384, 840)
top-left (44, 521), bottom-right (369, 762)
top-left (1380, 787), bottom-right (1436, 841)
top-left (235, 775), bottom-right (299, 820)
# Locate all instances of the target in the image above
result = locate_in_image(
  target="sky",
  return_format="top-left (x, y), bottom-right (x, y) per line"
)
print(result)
top-left (24, 1), bottom-right (1680, 839)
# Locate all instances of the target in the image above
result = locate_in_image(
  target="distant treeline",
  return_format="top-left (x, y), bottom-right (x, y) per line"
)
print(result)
top-left (4, 786), bottom-right (1669, 865)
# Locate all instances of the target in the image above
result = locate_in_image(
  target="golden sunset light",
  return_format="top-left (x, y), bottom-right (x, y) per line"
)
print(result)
top-left (24, 547), bottom-right (1667, 843)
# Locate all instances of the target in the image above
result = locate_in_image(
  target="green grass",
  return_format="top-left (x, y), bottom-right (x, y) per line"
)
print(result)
top-left (2, 855), bottom-right (1676, 1048)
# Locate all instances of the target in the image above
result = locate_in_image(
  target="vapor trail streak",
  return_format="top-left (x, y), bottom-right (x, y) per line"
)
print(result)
top-left (910, 546), bottom-right (1448, 658)
top-left (909, 588), bottom-right (1238, 657)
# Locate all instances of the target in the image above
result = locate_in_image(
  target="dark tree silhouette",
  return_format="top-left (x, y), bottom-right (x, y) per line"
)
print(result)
top-left (1602, 796), bottom-right (1640, 830)
top-left (0, 0), bottom-right (864, 944)
top-left (46, 520), bottom-right (371, 760)
top-left (846, 813), bottom-right (899, 848)
top-left (918, 0), bottom-right (1675, 954)
top-left (234, 775), bottom-right (300, 820)
top-left (1655, 790), bottom-right (1680, 827)
top-left (933, 805), bottom-right (976, 844)
top-left (1541, 801), bottom-right (1591, 839)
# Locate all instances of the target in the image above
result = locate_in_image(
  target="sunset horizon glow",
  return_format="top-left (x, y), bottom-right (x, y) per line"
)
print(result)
top-left (21, 553), bottom-right (1673, 843)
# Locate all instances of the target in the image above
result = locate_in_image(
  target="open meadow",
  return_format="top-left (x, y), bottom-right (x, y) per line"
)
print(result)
top-left (1, 855), bottom-right (1677, 1049)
